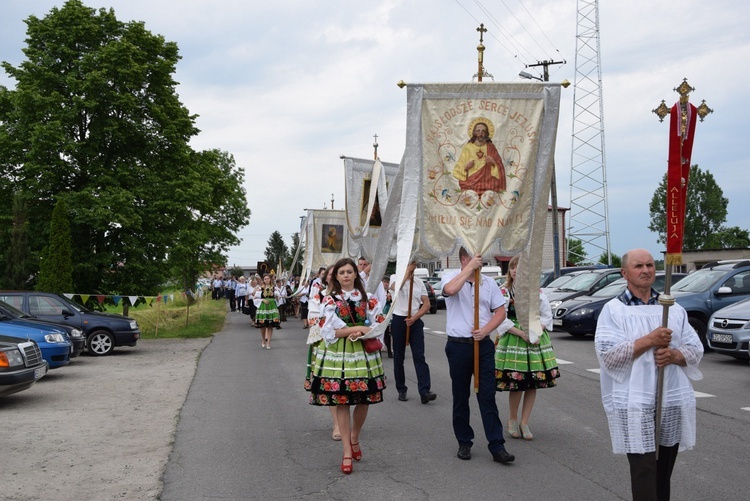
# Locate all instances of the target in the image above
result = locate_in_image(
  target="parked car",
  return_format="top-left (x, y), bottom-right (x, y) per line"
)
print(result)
top-left (0, 300), bottom-right (85, 357)
top-left (671, 260), bottom-right (750, 346)
top-left (0, 334), bottom-right (47, 397)
top-left (0, 291), bottom-right (141, 356)
top-left (0, 319), bottom-right (71, 369)
top-left (540, 265), bottom-right (610, 288)
top-left (553, 272), bottom-right (687, 337)
top-left (542, 271), bottom-right (582, 295)
top-left (545, 268), bottom-right (623, 312)
top-left (422, 279), bottom-right (438, 314)
top-left (706, 297), bottom-right (750, 359)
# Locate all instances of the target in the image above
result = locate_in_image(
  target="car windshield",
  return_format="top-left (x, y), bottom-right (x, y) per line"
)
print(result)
top-left (558, 272), bottom-right (602, 291)
top-left (672, 269), bottom-right (727, 293)
top-left (591, 281), bottom-right (626, 298)
top-left (545, 274), bottom-right (575, 289)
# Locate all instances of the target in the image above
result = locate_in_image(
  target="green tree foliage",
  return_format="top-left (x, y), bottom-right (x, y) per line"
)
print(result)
top-left (3, 194), bottom-right (32, 289)
top-left (36, 198), bottom-right (74, 293)
top-left (566, 238), bottom-right (587, 265)
top-left (648, 165), bottom-right (735, 250)
top-left (0, 1), bottom-right (249, 294)
top-left (704, 226), bottom-right (750, 249)
top-left (264, 231), bottom-right (289, 274)
top-left (287, 232), bottom-right (303, 276)
top-left (598, 252), bottom-right (622, 268)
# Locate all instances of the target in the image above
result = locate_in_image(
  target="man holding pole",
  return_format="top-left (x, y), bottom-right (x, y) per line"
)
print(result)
top-left (389, 261), bottom-right (436, 404)
top-left (441, 247), bottom-right (514, 463)
top-left (595, 248), bottom-right (703, 501)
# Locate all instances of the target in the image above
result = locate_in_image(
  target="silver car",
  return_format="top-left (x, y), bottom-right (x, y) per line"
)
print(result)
top-left (706, 297), bottom-right (750, 360)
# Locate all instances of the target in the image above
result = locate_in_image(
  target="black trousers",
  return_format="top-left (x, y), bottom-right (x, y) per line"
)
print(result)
top-left (627, 444), bottom-right (680, 501)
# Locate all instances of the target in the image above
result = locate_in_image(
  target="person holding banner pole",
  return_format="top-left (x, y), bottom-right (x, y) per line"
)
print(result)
top-left (389, 261), bottom-right (436, 404)
top-left (595, 249), bottom-right (703, 501)
top-left (441, 247), bottom-right (514, 464)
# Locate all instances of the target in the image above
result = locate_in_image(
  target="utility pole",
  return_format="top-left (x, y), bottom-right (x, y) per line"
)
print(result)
top-left (521, 59), bottom-right (566, 278)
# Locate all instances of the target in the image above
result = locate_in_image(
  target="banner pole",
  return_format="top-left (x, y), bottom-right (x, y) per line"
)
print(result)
top-left (405, 276), bottom-right (414, 346)
top-left (473, 269), bottom-right (480, 393)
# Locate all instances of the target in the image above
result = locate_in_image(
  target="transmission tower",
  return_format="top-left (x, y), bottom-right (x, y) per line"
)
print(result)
top-left (567, 0), bottom-right (611, 265)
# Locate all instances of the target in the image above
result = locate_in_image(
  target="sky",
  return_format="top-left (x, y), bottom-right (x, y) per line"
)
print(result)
top-left (2, 0), bottom-right (749, 268)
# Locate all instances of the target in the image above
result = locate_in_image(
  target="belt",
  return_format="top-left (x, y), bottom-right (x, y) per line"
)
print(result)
top-left (447, 336), bottom-right (474, 344)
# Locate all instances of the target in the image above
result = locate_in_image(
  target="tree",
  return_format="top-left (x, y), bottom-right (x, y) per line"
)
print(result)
top-left (0, 1), bottom-right (249, 295)
top-left (566, 238), bottom-right (587, 265)
top-left (705, 226), bottom-right (750, 249)
top-left (264, 231), bottom-right (289, 274)
top-left (286, 232), bottom-right (303, 276)
top-left (598, 252), bottom-right (622, 268)
top-left (648, 165), bottom-right (730, 250)
top-left (3, 194), bottom-right (32, 289)
top-left (37, 198), bottom-right (74, 293)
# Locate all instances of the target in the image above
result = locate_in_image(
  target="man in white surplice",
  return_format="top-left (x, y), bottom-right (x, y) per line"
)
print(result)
top-left (595, 249), bottom-right (703, 501)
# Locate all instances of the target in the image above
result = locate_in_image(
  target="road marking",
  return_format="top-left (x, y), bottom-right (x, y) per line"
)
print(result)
top-left (741, 407), bottom-right (750, 412)
top-left (694, 391), bottom-right (715, 398)
top-left (556, 358), bottom-right (574, 364)
top-left (587, 368), bottom-right (600, 374)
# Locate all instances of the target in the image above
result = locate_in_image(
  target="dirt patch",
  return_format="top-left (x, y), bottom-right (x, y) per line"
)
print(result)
top-left (1, 337), bottom-right (211, 501)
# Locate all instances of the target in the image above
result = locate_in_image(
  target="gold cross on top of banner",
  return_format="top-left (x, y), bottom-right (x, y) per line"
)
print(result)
top-left (652, 78), bottom-right (713, 125)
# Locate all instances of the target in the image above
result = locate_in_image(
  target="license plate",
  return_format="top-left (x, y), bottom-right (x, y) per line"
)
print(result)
top-left (553, 319), bottom-right (563, 326)
top-left (35, 365), bottom-right (47, 379)
top-left (710, 333), bottom-right (733, 343)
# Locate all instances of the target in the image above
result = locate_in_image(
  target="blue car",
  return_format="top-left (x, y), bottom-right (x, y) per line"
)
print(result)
top-left (0, 319), bottom-right (71, 369)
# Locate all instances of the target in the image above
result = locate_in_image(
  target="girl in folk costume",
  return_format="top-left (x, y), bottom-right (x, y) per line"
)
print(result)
top-left (308, 258), bottom-right (387, 474)
top-left (494, 255), bottom-right (560, 440)
top-left (254, 274), bottom-right (281, 349)
top-left (303, 265), bottom-right (341, 441)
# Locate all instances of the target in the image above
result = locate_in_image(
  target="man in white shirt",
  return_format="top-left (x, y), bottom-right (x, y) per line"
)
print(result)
top-left (389, 262), bottom-right (435, 404)
top-left (441, 247), bottom-right (514, 464)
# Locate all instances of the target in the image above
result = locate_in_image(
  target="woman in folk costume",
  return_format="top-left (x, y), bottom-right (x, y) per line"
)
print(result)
top-left (495, 255), bottom-right (560, 440)
top-left (308, 258), bottom-right (387, 474)
top-left (254, 274), bottom-right (280, 349)
top-left (303, 265), bottom-right (341, 441)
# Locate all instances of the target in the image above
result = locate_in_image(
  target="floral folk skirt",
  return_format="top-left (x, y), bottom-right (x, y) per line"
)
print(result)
top-left (255, 299), bottom-right (280, 328)
top-left (308, 337), bottom-right (386, 405)
top-left (495, 320), bottom-right (560, 392)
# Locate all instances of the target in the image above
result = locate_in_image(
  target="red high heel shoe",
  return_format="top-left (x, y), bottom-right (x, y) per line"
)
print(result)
top-left (341, 456), bottom-right (353, 474)
top-left (351, 442), bottom-right (362, 461)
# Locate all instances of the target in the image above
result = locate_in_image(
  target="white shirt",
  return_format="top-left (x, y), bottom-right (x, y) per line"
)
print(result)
top-left (440, 270), bottom-right (505, 338)
top-left (595, 299), bottom-right (703, 454)
top-left (389, 274), bottom-right (427, 316)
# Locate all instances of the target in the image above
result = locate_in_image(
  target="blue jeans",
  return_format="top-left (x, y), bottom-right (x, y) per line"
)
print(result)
top-left (391, 315), bottom-right (431, 396)
top-left (445, 337), bottom-right (506, 453)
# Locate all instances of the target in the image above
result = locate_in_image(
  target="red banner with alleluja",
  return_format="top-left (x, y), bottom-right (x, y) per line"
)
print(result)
top-left (666, 101), bottom-right (697, 265)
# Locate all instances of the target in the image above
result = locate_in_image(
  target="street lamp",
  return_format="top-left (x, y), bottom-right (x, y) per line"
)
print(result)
top-left (519, 71), bottom-right (543, 82)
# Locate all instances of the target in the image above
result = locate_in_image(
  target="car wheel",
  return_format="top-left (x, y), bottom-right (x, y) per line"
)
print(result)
top-left (87, 330), bottom-right (115, 356)
top-left (567, 331), bottom-right (589, 338)
top-left (688, 317), bottom-right (707, 348)
top-left (429, 301), bottom-right (437, 314)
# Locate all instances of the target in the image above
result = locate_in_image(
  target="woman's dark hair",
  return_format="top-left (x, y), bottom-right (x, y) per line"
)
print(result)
top-left (331, 258), bottom-right (367, 299)
top-left (321, 265), bottom-right (334, 288)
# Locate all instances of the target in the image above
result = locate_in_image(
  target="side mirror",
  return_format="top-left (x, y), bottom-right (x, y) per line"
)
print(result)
top-left (716, 286), bottom-right (733, 295)
top-left (61, 308), bottom-right (75, 317)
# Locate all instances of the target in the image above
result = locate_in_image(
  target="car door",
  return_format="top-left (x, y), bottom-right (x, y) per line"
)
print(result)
top-left (712, 270), bottom-right (750, 312)
top-left (26, 294), bottom-right (84, 330)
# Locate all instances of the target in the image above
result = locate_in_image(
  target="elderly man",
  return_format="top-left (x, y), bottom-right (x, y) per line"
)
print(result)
top-left (441, 247), bottom-right (514, 464)
top-left (595, 249), bottom-right (703, 501)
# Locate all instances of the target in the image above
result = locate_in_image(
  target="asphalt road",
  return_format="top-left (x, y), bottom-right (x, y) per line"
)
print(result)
top-left (161, 308), bottom-right (750, 500)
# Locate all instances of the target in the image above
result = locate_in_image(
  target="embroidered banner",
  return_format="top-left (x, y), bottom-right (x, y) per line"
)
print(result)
top-left (666, 101), bottom-right (697, 265)
top-left (301, 209), bottom-right (350, 277)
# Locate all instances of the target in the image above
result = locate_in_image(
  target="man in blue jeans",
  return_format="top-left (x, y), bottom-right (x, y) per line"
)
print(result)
top-left (389, 261), bottom-right (436, 404)
top-left (441, 247), bottom-right (514, 463)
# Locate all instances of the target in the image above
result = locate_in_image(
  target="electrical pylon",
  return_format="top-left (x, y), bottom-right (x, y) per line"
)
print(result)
top-left (567, 0), bottom-right (611, 265)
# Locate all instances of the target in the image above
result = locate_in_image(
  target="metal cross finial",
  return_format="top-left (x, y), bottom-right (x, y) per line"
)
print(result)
top-left (477, 23), bottom-right (487, 43)
top-left (653, 78), bottom-right (713, 123)
top-left (373, 133), bottom-right (379, 160)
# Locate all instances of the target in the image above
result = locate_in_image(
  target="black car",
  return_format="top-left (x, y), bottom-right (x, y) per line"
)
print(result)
top-left (553, 272), bottom-right (687, 337)
top-left (0, 300), bottom-right (85, 357)
top-left (540, 265), bottom-right (610, 288)
top-left (0, 334), bottom-right (48, 397)
top-left (0, 291), bottom-right (141, 356)
top-left (545, 268), bottom-right (623, 313)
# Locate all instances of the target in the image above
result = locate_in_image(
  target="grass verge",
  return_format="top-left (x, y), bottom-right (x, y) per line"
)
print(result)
top-left (125, 295), bottom-right (227, 340)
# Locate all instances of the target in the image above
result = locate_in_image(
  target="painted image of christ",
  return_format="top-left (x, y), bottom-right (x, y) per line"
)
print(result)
top-left (452, 118), bottom-right (507, 195)
top-left (321, 224), bottom-right (343, 253)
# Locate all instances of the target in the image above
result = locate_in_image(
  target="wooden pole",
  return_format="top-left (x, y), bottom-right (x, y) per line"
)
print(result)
top-left (405, 276), bottom-right (414, 346)
top-left (655, 266), bottom-right (675, 459)
top-left (154, 296), bottom-right (161, 338)
top-left (473, 268), bottom-right (480, 393)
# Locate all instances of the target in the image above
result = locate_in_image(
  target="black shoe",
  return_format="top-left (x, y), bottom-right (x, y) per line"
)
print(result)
top-left (387, 351), bottom-right (394, 358)
top-left (420, 391), bottom-right (437, 404)
top-left (457, 444), bottom-right (471, 460)
top-left (398, 391), bottom-right (408, 402)
top-left (492, 448), bottom-right (515, 463)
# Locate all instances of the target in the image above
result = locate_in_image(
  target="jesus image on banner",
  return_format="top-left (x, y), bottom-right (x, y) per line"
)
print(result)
top-left (452, 117), bottom-right (507, 196)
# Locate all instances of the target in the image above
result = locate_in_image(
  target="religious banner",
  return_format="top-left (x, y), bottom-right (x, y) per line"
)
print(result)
top-left (665, 99), bottom-right (697, 265)
top-left (301, 209), bottom-right (350, 276)
top-left (394, 82), bottom-right (561, 340)
top-left (343, 156), bottom-right (400, 261)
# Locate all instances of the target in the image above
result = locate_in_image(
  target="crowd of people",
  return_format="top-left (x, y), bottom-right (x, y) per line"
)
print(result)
top-left (207, 246), bottom-right (702, 498)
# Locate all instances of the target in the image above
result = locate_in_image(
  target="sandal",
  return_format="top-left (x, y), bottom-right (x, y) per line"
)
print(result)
top-left (332, 430), bottom-right (341, 441)
top-left (351, 442), bottom-right (362, 461)
top-left (507, 420), bottom-right (520, 439)
top-left (521, 424), bottom-right (533, 440)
